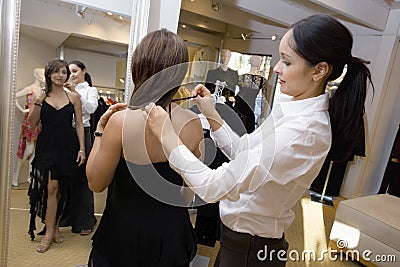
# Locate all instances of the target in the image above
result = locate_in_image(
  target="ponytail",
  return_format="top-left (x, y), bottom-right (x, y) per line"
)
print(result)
top-left (85, 72), bottom-right (93, 87)
top-left (328, 56), bottom-right (374, 160)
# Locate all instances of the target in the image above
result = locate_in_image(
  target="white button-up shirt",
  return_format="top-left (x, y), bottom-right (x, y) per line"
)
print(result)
top-left (73, 81), bottom-right (98, 127)
top-left (169, 92), bottom-right (331, 238)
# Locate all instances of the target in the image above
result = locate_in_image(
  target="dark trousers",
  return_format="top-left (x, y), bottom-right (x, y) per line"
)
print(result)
top-left (214, 224), bottom-right (288, 267)
top-left (61, 127), bottom-right (96, 231)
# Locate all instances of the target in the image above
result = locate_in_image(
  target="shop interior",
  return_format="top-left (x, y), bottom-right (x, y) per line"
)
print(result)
top-left (2, 0), bottom-right (400, 266)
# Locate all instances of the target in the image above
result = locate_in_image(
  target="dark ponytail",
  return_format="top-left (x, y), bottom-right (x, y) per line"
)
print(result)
top-left (290, 14), bottom-right (374, 161)
top-left (329, 56), bottom-right (374, 160)
top-left (84, 72), bottom-right (93, 87)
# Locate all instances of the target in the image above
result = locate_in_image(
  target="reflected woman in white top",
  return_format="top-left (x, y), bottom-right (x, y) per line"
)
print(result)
top-left (141, 14), bottom-right (374, 267)
top-left (61, 60), bottom-right (98, 235)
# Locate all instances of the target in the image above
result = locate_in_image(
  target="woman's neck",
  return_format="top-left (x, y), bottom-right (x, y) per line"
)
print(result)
top-left (51, 84), bottom-right (64, 93)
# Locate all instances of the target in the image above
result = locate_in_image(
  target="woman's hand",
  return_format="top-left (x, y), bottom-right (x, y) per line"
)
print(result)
top-left (192, 84), bottom-right (224, 131)
top-left (35, 89), bottom-right (47, 105)
top-left (142, 103), bottom-right (171, 142)
top-left (143, 103), bottom-right (182, 157)
top-left (77, 150), bottom-right (86, 167)
top-left (64, 81), bottom-right (77, 93)
top-left (96, 103), bottom-right (127, 132)
top-left (192, 84), bottom-right (216, 117)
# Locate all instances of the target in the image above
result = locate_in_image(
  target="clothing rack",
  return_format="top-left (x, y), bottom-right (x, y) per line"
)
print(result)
top-left (95, 85), bottom-right (124, 103)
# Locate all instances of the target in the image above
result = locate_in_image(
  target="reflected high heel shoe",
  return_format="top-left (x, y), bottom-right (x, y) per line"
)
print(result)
top-left (80, 229), bottom-right (92, 236)
top-left (36, 238), bottom-right (52, 253)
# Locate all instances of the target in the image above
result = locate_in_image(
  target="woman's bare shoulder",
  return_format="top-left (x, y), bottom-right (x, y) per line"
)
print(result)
top-left (66, 89), bottom-right (80, 102)
top-left (172, 104), bottom-right (201, 124)
top-left (120, 108), bottom-right (146, 134)
top-left (172, 105), bottom-right (203, 138)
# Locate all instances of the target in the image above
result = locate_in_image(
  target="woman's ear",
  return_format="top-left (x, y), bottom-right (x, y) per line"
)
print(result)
top-left (312, 62), bottom-right (331, 82)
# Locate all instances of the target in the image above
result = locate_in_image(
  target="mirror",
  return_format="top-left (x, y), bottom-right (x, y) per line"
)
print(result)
top-left (0, 0), bottom-right (143, 265)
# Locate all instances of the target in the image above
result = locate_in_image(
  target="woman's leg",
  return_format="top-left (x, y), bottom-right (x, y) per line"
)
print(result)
top-left (37, 174), bottom-right (59, 252)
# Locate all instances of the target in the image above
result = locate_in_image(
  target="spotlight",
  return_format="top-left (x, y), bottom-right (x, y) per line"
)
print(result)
top-left (76, 5), bottom-right (87, 18)
top-left (106, 11), bottom-right (113, 16)
top-left (118, 15), bottom-right (124, 20)
top-left (271, 34), bottom-right (277, 41)
top-left (119, 78), bottom-right (125, 84)
top-left (211, 0), bottom-right (220, 11)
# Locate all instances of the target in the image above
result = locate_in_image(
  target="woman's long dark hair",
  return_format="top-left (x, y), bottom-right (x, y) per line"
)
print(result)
top-left (44, 58), bottom-right (70, 94)
top-left (290, 14), bottom-right (374, 161)
top-left (69, 60), bottom-right (93, 86)
top-left (129, 28), bottom-right (189, 110)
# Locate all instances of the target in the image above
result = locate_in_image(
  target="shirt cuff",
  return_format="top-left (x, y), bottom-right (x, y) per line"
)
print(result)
top-left (209, 121), bottom-right (230, 145)
top-left (210, 121), bottom-right (237, 158)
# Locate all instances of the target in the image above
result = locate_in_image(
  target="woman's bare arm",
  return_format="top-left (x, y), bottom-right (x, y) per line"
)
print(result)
top-left (87, 107), bottom-right (126, 192)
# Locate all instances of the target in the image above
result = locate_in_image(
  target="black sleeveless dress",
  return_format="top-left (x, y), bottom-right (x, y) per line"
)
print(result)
top-left (28, 93), bottom-right (77, 240)
top-left (90, 159), bottom-right (197, 267)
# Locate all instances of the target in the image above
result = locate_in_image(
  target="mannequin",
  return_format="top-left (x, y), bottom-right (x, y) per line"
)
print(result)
top-left (205, 49), bottom-right (238, 104)
top-left (13, 68), bottom-right (44, 187)
top-left (235, 55), bottom-right (267, 132)
top-left (248, 55), bottom-right (261, 75)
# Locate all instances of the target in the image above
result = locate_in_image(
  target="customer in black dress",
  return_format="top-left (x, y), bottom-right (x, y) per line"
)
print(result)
top-left (28, 58), bottom-right (86, 253)
top-left (86, 29), bottom-right (203, 266)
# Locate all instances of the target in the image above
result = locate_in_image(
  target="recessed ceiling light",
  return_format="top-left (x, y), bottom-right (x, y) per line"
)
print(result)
top-left (119, 15), bottom-right (123, 20)
top-left (271, 35), bottom-right (277, 41)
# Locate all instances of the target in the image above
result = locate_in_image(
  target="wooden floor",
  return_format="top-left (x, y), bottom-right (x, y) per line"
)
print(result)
top-left (6, 184), bottom-right (363, 267)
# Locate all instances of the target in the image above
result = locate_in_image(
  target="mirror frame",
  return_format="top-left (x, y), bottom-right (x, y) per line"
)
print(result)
top-left (0, 0), bottom-right (21, 265)
top-left (0, 0), bottom-right (151, 265)
top-left (124, 0), bottom-right (150, 102)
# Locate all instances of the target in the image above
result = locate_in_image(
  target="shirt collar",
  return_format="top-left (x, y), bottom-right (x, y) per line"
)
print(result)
top-left (75, 81), bottom-right (89, 90)
top-left (278, 92), bottom-right (329, 117)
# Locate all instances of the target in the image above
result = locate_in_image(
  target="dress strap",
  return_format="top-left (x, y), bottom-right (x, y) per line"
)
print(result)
top-left (65, 90), bottom-right (71, 103)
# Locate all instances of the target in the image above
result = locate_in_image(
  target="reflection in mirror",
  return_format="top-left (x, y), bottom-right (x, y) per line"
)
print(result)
top-left (5, 0), bottom-right (132, 265)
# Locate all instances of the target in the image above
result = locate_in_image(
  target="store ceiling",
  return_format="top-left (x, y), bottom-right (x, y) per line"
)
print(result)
top-left (20, 0), bottom-right (400, 58)
top-left (20, 24), bottom-right (128, 58)
top-left (186, 0), bottom-right (400, 33)
top-left (21, 0), bottom-right (129, 58)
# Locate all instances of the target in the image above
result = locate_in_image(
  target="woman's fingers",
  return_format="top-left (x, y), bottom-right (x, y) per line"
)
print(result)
top-left (97, 102), bottom-right (127, 132)
top-left (193, 84), bottom-right (210, 98)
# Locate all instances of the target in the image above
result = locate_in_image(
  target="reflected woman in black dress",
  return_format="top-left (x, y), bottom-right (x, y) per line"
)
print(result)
top-left (86, 29), bottom-right (203, 266)
top-left (28, 58), bottom-right (86, 253)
